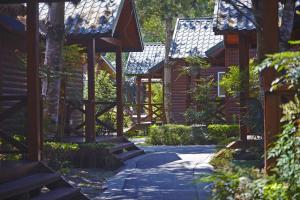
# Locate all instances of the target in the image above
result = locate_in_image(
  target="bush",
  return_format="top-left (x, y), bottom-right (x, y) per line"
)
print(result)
top-left (43, 142), bottom-right (121, 171)
top-left (147, 124), bottom-right (191, 145)
top-left (207, 124), bottom-right (239, 145)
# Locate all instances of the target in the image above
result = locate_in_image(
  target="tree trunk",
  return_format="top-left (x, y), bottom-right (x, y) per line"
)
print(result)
top-left (44, 2), bottom-right (65, 140)
top-left (164, 18), bottom-right (174, 123)
top-left (279, 0), bottom-right (295, 51)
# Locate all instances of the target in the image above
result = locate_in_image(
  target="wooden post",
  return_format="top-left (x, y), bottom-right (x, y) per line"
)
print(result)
top-left (148, 76), bottom-right (153, 121)
top-left (26, 1), bottom-right (41, 161)
top-left (116, 46), bottom-right (123, 136)
top-left (136, 76), bottom-right (141, 124)
top-left (262, 0), bottom-right (279, 173)
top-left (239, 33), bottom-right (250, 143)
top-left (85, 38), bottom-right (96, 142)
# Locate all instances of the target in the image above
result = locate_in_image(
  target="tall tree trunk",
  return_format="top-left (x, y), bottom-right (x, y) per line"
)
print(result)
top-left (44, 2), bottom-right (65, 140)
top-left (279, 0), bottom-right (295, 51)
top-left (164, 18), bottom-right (174, 123)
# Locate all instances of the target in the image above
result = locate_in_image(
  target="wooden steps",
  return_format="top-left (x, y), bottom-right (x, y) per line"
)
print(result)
top-left (109, 142), bottom-right (135, 153)
top-left (31, 188), bottom-right (81, 200)
top-left (0, 162), bottom-right (89, 200)
top-left (115, 149), bottom-right (144, 161)
top-left (107, 137), bottom-right (144, 162)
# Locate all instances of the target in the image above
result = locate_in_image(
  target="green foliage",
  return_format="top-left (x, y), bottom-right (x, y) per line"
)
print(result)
top-left (44, 142), bottom-right (79, 171)
top-left (185, 76), bottom-right (220, 125)
top-left (94, 71), bottom-right (116, 102)
top-left (152, 83), bottom-right (163, 104)
top-left (204, 47), bottom-right (300, 200)
top-left (220, 60), bottom-right (260, 97)
top-left (43, 142), bottom-right (120, 170)
top-left (258, 51), bottom-right (300, 92)
top-left (207, 124), bottom-right (239, 145)
top-left (147, 124), bottom-right (192, 145)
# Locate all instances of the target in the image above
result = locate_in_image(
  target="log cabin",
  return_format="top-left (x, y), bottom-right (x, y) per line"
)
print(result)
top-left (0, 0), bottom-right (144, 198)
top-left (213, 0), bottom-right (300, 171)
top-left (125, 43), bottom-right (165, 130)
top-left (168, 17), bottom-right (224, 123)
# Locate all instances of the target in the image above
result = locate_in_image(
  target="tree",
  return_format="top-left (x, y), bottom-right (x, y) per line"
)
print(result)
top-left (43, 2), bottom-right (65, 139)
top-left (220, 60), bottom-right (260, 98)
top-left (136, 0), bottom-right (214, 122)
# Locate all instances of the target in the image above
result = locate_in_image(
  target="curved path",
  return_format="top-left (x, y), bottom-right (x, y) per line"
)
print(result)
top-left (100, 145), bottom-right (215, 200)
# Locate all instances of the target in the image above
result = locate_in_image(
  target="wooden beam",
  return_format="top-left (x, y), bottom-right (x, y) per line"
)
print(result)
top-left (148, 76), bottom-right (153, 122)
top-left (136, 76), bottom-right (141, 124)
top-left (261, 0), bottom-right (280, 174)
top-left (85, 38), bottom-right (96, 142)
top-left (116, 46), bottom-right (124, 136)
top-left (26, 1), bottom-right (41, 161)
top-left (239, 33), bottom-right (250, 143)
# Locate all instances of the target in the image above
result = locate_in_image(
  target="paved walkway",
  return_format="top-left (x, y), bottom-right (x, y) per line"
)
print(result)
top-left (100, 145), bottom-right (215, 200)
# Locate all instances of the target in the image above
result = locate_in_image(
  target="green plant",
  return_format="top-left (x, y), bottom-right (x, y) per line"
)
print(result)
top-left (147, 124), bottom-right (191, 145)
top-left (185, 76), bottom-right (221, 125)
top-left (207, 124), bottom-right (239, 145)
top-left (43, 142), bottom-right (79, 170)
top-left (220, 60), bottom-right (260, 98)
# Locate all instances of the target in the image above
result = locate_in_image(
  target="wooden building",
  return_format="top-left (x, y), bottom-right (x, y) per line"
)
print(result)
top-left (125, 43), bottom-right (165, 129)
top-left (168, 17), bottom-right (224, 123)
top-left (0, 0), bottom-right (144, 199)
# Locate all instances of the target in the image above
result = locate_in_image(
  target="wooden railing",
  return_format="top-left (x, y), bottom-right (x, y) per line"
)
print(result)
top-left (65, 100), bottom-right (117, 135)
top-left (125, 103), bottom-right (166, 125)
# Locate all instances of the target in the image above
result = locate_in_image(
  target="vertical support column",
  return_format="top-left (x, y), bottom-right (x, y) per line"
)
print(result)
top-left (27, 1), bottom-right (41, 161)
top-left (136, 76), bottom-right (141, 124)
top-left (148, 76), bottom-right (153, 121)
top-left (116, 46), bottom-right (123, 136)
top-left (239, 33), bottom-right (250, 143)
top-left (262, 0), bottom-right (279, 173)
top-left (86, 38), bottom-right (96, 142)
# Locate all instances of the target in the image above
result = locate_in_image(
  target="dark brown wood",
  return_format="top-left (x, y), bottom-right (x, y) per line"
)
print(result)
top-left (148, 76), bottom-right (153, 121)
top-left (239, 33), bottom-right (250, 143)
top-left (26, 1), bottom-right (41, 161)
top-left (85, 38), bottom-right (96, 142)
top-left (261, 0), bottom-right (280, 173)
top-left (0, 173), bottom-right (60, 199)
top-left (116, 46), bottom-right (123, 136)
top-left (264, 92), bottom-right (280, 172)
top-left (136, 76), bottom-right (141, 124)
top-left (0, 99), bottom-right (26, 123)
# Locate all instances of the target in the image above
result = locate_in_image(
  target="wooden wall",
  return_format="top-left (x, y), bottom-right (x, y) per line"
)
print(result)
top-left (0, 26), bottom-right (27, 133)
top-left (0, 25), bottom-right (84, 135)
top-left (169, 46), bottom-right (256, 124)
top-left (171, 62), bottom-right (189, 123)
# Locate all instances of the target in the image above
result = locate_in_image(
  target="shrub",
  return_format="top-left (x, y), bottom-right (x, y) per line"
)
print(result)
top-left (191, 125), bottom-right (210, 144)
top-left (147, 124), bottom-right (191, 145)
top-left (207, 124), bottom-right (239, 145)
top-left (43, 142), bottom-right (121, 171)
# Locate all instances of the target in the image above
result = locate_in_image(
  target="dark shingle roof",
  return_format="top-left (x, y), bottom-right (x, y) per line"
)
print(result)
top-left (126, 43), bottom-right (165, 75)
top-left (169, 18), bottom-right (223, 59)
top-left (39, 0), bottom-right (123, 36)
top-left (213, 0), bottom-right (255, 33)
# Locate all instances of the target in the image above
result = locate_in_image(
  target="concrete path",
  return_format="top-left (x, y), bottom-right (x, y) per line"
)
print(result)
top-left (100, 145), bottom-right (215, 200)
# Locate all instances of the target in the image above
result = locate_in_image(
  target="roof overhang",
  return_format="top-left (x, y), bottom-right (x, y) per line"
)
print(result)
top-left (65, 0), bottom-right (143, 52)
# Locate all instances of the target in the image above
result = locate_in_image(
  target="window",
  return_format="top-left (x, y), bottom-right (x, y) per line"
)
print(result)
top-left (218, 72), bottom-right (226, 97)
